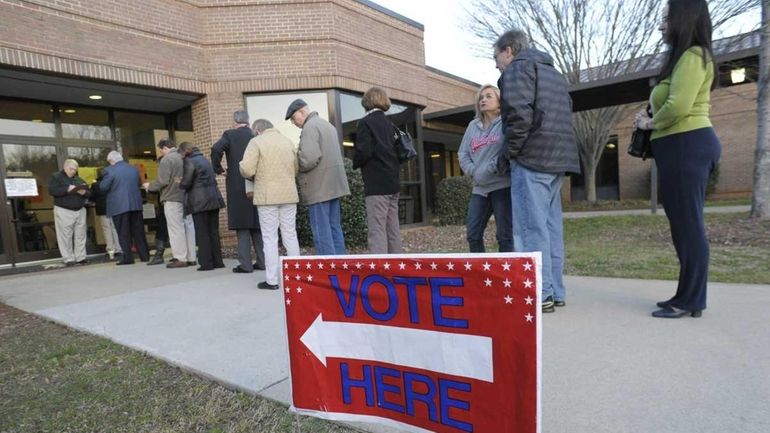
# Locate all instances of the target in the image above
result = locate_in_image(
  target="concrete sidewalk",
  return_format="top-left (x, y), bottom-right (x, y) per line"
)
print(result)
top-left (562, 204), bottom-right (750, 219)
top-left (1, 261), bottom-right (768, 433)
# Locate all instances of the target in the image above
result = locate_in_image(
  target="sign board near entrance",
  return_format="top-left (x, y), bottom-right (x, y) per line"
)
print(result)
top-left (282, 253), bottom-right (542, 433)
top-left (4, 178), bottom-right (38, 197)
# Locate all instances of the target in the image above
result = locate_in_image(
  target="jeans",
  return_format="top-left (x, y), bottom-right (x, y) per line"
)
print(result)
top-left (308, 198), bottom-right (346, 255)
top-left (510, 160), bottom-right (566, 301)
top-left (466, 188), bottom-right (513, 253)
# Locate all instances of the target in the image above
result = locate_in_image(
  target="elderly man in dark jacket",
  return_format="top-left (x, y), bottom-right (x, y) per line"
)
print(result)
top-left (494, 29), bottom-right (580, 313)
top-left (101, 151), bottom-right (150, 265)
top-left (211, 110), bottom-right (265, 274)
top-left (49, 159), bottom-right (91, 266)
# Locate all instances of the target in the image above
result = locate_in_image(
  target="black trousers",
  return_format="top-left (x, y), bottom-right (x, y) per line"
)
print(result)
top-left (652, 127), bottom-right (721, 311)
top-left (112, 210), bottom-right (150, 263)
top-left (192, 209), bottom-right (223, 269)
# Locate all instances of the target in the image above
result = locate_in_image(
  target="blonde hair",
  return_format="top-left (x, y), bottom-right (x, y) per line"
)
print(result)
top-left (361, 87), bottom-right (391, 111)
top-left (474, 84), bottom-right (501, 119)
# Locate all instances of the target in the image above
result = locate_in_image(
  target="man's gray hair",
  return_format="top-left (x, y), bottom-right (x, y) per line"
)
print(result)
top-left (233, 110), bottom-right (250, 125)
top-left (494, 29), bottom-right (529, 57)
top-left (107, 150), bottom-right (123, 163)
top-left (63, 159), bottom-right (78, 169)
top-left (251, 119), bottom-right (274, 134)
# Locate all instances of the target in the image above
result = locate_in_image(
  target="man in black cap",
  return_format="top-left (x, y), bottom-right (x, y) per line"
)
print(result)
top-left (286, 99), bottom-right (350, 255)
top-left (211, 109), bottom-right (265, 273)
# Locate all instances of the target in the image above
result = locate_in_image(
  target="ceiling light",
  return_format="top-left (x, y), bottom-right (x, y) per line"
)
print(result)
top-left (31, 119), bottom-right (43, 123)
top-left (606, 143), bottom-right (616, 149)
top-left (731, 68), bottom-right (746, 84)
top-left (430, 154), bottom-right (440, 158)
top-left (63, 109), bottom-right (76, 114)
top-left (89, 95), bottom-right (103, 100)
top-left (342, 141), bottom-right (354, 147)
top-left (143, 150), bottom-right (152, 154)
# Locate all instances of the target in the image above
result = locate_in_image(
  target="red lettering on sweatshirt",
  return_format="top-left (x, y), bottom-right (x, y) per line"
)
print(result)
top-left (470, 134), bottom-right (501, 153)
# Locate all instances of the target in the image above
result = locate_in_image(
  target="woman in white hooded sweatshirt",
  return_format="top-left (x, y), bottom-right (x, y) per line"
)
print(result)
top-left (458, 84), bottom-right (513, 252)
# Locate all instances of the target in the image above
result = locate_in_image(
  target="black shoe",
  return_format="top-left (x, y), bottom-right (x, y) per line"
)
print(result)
top-left (232, 266), bottom-right (252, 274)
top-left (213, 263), bottom-right (225, 269)
top-left (166, 260), bottom-right (188, 268)
top-left (656, 300), bottom-right (673, 308)
top-left (75, 259), bottom-right (89, 266)
top-left (197, 266), bottom-right (214, 271)
top-left (253, 262), bottom-right (266, 270)
top-left (652, 307), bottom-right (702, 318)
top-left (257, 281), bottom-right (279, 290)
top-left (542, 296), bottom-right (555, 313)
top-left (147, 255), bottom-right (165, 266)
top-left (64, 261), bottom-right (76, 267)
top-left (187, 261), bottom-right (197, 266)
top-left (554, 300), bottom-right (566, 307)
top-left (116, 261), bottom-right (134, 265)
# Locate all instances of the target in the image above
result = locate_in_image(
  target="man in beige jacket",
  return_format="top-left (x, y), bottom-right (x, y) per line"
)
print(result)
top-left (239, 119), bottom-right (300, 290)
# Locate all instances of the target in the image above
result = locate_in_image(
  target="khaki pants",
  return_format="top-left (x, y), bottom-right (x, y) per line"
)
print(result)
top-left (164, 201), bottom-right (196, 262)
top-left (54, 205), bottom-right (87, 263)
top-left (99, 215), bottom-right (122, 255)
top-left (365, 194), bottom-right (402, 254)
top-left (257, 204), bottom-right (300, 285)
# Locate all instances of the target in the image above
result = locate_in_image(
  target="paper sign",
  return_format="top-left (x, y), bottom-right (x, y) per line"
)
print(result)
top-left (4, 178), bottom-right (39, 197)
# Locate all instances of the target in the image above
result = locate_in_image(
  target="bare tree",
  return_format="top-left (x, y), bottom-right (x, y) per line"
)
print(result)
top-left (466, 0), bottom-right (759, 203)
top-left (753, 0), bottom-right (770, 219)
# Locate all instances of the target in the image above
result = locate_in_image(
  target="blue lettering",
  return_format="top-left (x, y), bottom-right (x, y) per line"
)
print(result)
top-left (439, 379), bottom-right (472, 432)
top-left (330, 275), bottom-right (359, 318)
top-left (361, 275), bottom-right (398, 321)
top-left (404, 371), bottom-right (438, 422)
top-left (374, 366), bottom-right (405, 413)
top-left (430, 277), bottom-right (468, 328)
top-left (393, 276), bottom-right (428, 324)
top-left (340, 363), bottom-right (374, 406)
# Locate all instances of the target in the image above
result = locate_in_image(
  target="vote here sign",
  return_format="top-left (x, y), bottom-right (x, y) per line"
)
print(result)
top-left (281, 253), bottom-right (542, 433)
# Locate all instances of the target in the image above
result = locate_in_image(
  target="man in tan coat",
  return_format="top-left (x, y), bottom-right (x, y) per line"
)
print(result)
top-left (286, 98), bottom-right (350, 255)
top-left (239, 119), bottom-right (300, 290)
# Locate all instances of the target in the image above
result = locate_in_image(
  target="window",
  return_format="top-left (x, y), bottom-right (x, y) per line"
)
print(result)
top-left (0, 100), bottom-right (55, 138)
top-left (244, 92), bottom-right (329, 146)
top-left (60, 106), bottom-right (111, 140)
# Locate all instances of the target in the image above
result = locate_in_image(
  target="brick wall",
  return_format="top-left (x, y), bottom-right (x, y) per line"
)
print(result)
top-left (424, 69), bottom-right (478, 114)
top-left (616, 82), bottom-right (756, 200)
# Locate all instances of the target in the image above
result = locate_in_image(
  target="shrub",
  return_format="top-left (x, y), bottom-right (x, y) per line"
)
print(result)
top-left (436, 176), bottom-right (472, 226)
top-left (296, 158), bottom-right (367, 249)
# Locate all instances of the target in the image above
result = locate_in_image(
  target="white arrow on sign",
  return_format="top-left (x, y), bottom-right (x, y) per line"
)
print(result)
top-left (299, 313), bottom-right (494, 382)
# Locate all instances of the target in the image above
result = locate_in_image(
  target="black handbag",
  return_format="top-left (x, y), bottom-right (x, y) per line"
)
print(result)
top-left (628, 105), bottom-right (653, 160)
top-left (392, 124), bottom-right (417, 162)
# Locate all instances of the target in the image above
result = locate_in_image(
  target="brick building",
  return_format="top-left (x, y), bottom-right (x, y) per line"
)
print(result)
top-left (0, 0), bottom-right (478, 265)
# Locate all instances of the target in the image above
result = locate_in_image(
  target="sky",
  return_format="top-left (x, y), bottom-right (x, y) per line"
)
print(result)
top-left (368, 0), bottom-right (760, 86)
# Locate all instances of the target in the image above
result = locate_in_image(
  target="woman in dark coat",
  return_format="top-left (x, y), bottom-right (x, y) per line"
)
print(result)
top-left (179, 142), bottom-right (225, 271)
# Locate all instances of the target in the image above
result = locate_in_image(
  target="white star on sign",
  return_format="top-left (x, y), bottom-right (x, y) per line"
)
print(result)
top-left (383, 262), bottom-right (391, 270)
top-left (355, 262), bottom-right (363, 269)
top-left (502, 262), bottom-right (511, 271)
top-left (369, 262), bottom-right (376, 270)
top-left (294, 263), bottom-right (300, 269)
top-left (317, 262), bottom-right (324, 269)
top-left (295, 275), bottom-right (301, 281)
top-left (484, 278), bottom-right (492, 287)
top-left (342, 262), bottom-right (349, 269)
top-left (399, 262), bottom-right (406, 270)
top-left (482, 262), bottom-right (491, 271)
top-left (504, 295), bottom-right (513, 304)
top-left (284, 263), bottom-right (288, 269)
top-left (285, 287), bottom-right (291, 293)
top-left (525, 296), bottom-right (534, 305)
top-left (414, 262), bottom-right (422, 270)
top-left (286, 299), bottom-right (291, 306)
top-left (446, 262), bottom-right (455, 270)
top-left (503, 279), bottom-right (512, 288)
top-left (306, 275), bottom-right (313, 282)
top-left (525, 313), bottom-right (533, 322)
top-left (306, 263), bottom-right (312, 269)
top-left (464, 262), bottom-right (472, 270)
top-left (296, 287), bottom-right (303, 294)
top-left (285, 275), bottom-right (290, 281)
top-left (430, 262), bottom-right (438, 270)
top-left (523, 262), bottom-right (533, 271)
top-left (523, 279), bottom-right (533, 289)
top-left (330, 262), bottom-right (336, 269)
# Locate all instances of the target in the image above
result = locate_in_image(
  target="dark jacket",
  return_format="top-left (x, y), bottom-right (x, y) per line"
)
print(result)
top-left (180, 150), bottom-right (225, 215)
top-left (48, 170), bottom-right (90, 211)
top-left (99, 160), bottom-right (144, 217)
top-left (498, 48), bottom-right (581, 174)
top-left (90, 175), bottom-right (108, 215)
top-left (353, 110), bottom-right (401, 196)
top-left (211, 126), bottom-right (260, 230)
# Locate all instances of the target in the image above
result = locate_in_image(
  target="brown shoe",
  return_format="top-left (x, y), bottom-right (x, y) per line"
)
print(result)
top-left (166, 260), bottom-right (189, 268)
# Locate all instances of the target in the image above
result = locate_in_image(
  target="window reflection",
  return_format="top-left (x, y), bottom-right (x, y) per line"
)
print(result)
top-left (60, 107), bottom-right (111, 140)
top-left (67, 146), bottom-right (111, 184)
top-left (244, 92), bottom-right (329, 146)
top-left (0, 100), bottom-right (56, 137)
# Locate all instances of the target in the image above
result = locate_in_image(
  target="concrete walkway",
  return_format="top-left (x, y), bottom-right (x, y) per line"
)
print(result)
top-left (1, 260), bottom-right (768, 433)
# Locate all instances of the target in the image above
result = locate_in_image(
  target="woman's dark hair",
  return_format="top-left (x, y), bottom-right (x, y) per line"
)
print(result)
top-left (657, 0), bottom-right (717, 90)
top-left (177, 141), bottom-right (196, 157)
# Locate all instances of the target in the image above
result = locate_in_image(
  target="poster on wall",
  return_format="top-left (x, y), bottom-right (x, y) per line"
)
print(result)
top-left (282, 253), bottom-right (542, 433)
top-left (4, 177), bottom-right (39, 197)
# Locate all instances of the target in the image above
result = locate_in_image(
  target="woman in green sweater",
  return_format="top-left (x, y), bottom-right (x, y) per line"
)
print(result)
top-left (634, 0), bottom-right (721, 319)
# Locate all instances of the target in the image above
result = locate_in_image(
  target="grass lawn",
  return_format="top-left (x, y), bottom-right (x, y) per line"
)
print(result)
top-left (403, 212), bottom-right (770, 284)
top-left (561, 197), bottom-right (751, 212)
top-left (0, 304), bottom-right (358, 433)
